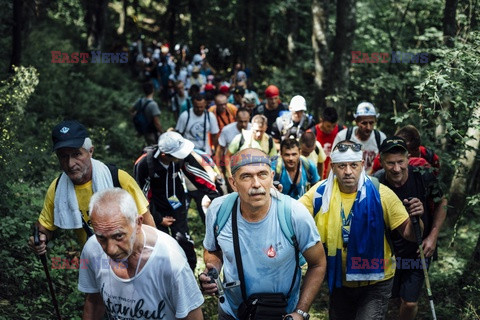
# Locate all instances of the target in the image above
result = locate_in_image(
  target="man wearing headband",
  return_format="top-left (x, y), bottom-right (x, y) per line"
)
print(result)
top-left (199, 148), bottom-right (326, 320)
top-left (299, 140), bottom-right (424, 320)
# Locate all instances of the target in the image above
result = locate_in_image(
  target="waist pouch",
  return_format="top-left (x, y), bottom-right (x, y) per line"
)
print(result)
top-left (237, 292), bottom-right (288, 320)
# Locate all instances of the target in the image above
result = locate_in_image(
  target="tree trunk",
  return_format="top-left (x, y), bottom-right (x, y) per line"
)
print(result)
top-left (117, 0), bottom-right (127, 37)
top-left (311, 0), bottom-right (329, 118)
top-left (286, 2), bottom-right (299, 64)
top-left (188, 0), bottom-right (203, 53)
top-left (85, 0), bottom-right (108, 49)
top-left (448, 105), bottom-right (480, 212)
top-left (167, 0), bottom-right (179, 48)
top-left (326, 0), bottom-right (356, 123)
top-left (244, 0), bottom-right (255, 73)
top-left (9, 0), bottom-right (23, 73)
top-left (443, 0), bottom-right (458, 47)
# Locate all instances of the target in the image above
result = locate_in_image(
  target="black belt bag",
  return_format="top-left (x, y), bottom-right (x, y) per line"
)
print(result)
top-left (237, 292), bottom-right (287, 320)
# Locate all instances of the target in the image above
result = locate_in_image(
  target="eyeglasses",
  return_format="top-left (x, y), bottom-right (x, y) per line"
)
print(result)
top-left (335, 143), bottom-right (362, 152)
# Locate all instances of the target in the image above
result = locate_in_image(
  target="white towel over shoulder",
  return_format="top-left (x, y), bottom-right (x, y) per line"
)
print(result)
top-left (54, 158), bottom-right (114, 229)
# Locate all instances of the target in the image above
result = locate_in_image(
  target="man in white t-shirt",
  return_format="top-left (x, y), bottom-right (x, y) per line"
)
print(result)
top-left (175, 93), bottom-right (219, 155)
top-left (333, 102), bottom-right (386, 174)
top-left (215, 107), bottom-right (251, 169)
top-left (78, 188), bottom-right (204, 320)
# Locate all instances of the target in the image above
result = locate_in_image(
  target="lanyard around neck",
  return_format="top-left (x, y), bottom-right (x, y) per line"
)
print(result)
top-left (341, 202), bottom-right (353, 248)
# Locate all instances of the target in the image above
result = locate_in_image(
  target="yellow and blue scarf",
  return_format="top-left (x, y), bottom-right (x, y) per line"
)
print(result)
top-left (313, 171), bottom-right (384, 292)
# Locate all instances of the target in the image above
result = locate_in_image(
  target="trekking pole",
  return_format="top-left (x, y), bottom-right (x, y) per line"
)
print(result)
top-left (34, 225), bottom-right (62, 320)
top-left (411, 215), bottom-right (437, 320)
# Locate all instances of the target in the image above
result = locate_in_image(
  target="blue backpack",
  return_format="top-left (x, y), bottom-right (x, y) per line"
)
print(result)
top-left (214, 192), bottom-right (306, 265)
top-left (133, 98), bottom-right (156, 134)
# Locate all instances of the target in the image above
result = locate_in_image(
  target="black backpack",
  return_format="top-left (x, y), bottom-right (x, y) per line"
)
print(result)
top-left (132, 98), bottom-right (156, 134)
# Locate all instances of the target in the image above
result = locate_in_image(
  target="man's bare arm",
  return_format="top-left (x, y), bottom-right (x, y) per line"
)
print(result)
top-left (82, 293), bottom-right (105, 320)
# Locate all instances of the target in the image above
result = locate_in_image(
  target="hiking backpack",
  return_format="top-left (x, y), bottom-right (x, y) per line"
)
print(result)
top-left (214, 192), bottom-right (306, 265)
top-left (132, 98), bottom-right (156, 135)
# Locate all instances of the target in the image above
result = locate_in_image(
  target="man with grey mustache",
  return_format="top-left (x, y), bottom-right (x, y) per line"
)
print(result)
top-left (199, 148), bottom-right (326, 320)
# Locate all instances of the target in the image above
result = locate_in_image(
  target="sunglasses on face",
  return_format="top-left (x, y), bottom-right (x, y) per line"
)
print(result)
top-left (335, 143), bottom-right (362, 152)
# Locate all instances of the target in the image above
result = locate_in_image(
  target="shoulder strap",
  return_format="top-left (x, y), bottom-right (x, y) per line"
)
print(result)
top-left (274, 158), bottom-right (283, 181)
top-left (277, 193), bottom-right (306, 266)
top-left (239, 133), bottom-right (245, 149)
top-left (182, 108), bottom-right (191, 136)
top-left (346, 127), bottom-right (353, 140)
top-left (268, 136), bottom-right (273, 154)
top-left (214, 193), bottom-right (240, 239)
top-left (300, 156), bottom-right (311, 182)
top-left (310, 125), bottom-right (317, 137)
top-left (374, 130), bottom-right (381, 149)
top-left (106, 164), bottom-right (121, 188)
top-left (146, 150), bottom-right (156, 179)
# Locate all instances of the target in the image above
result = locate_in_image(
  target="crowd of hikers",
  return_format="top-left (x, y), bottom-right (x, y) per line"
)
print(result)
top-left (28, 42), bottom-right (447, 320)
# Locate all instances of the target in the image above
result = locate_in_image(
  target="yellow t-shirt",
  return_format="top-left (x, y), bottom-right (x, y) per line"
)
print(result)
top-left (299, 182), bottom-right (408, 287)
top-left (38, 169), bottom-right (149, 245)
top-left (306, 141), bottom-right (327, 165)
top-left (228, 130), bottom-right (277, 157)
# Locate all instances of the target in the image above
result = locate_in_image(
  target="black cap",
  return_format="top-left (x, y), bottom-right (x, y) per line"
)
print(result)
top-left (52, 120), bottom-right (88, 151)
top-left (379, 136), bottom-right (408, 154)
top-left (233, 87), bottom-right (245, 95)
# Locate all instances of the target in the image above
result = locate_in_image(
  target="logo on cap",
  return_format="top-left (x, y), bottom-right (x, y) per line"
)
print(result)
top-left (60, 127), bottom-right (70, 134)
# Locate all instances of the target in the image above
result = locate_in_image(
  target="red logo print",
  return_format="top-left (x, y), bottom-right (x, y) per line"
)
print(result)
top-left (267, 245), bottom-right (276, 258)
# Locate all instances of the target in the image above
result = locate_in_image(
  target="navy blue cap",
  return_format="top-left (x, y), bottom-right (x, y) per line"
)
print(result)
top-left (52, 120), bottom-right (88, 151)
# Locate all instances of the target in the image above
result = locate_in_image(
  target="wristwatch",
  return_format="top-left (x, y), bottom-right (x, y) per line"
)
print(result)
top-left (296, 309), bottom-right (310, 319)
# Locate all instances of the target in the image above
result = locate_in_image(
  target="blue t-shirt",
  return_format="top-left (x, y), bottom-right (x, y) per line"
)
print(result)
top-left (203, 190), bottom-right (320, 318)
top-left (272, 158), bottom-right (320, 199)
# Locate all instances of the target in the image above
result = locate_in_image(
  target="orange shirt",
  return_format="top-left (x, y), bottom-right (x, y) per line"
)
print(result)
top-left (209, 103), bottom-right (237, 132)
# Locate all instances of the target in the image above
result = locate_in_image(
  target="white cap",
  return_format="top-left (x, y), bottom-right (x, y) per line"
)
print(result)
top-left (154, 131), bottom-right (194, 159)
top-left (289, 95), bottom-right (307, 112)
top-left (354, 102), bottom-right (378, 118)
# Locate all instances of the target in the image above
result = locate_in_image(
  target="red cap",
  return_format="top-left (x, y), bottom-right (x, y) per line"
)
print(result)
top-left (220, 85), bottom-right (230, 94)
top-left (205, 83), bottom-right (215, 91)
top-left (264, 85), bottom-right (279, 98)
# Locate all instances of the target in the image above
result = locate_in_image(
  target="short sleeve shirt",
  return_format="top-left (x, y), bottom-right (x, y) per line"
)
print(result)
top-left (203, 191), bottom-right (320, 317)
top-left (38, 169), bottom-right (149, 245)
top-left (78, 227), bottom-right (204, 319)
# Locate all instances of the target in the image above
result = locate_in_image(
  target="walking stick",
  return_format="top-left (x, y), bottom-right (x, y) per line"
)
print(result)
top-left (34, 225), bottom-right (62, 320)
top-left (411, 216), bottom-right (437, 320)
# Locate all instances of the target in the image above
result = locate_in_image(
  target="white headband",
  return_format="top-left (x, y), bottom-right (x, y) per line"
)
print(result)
top-left (330, 148), bottom-right (363, 163)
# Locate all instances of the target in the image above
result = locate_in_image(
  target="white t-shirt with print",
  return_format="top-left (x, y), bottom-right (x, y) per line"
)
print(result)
top-left (333, 126), bottom-right (386, 172)
top-left (175, 109), bottom-right (219, 154)
top-left (78, 227), bottom-right (204, 319)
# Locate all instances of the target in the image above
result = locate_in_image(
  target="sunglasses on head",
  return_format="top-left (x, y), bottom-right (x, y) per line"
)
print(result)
top-left (335, 143), bottom-right (362, 152)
